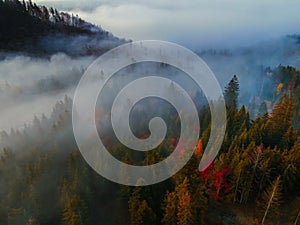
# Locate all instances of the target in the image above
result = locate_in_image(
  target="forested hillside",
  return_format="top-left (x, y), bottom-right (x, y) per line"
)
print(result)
top-left (0, 1), bottom-right (300, 224)
top-left (0, 0), bottom-right (126, 56)
top-left (0, 66), bottom-right (299, 225)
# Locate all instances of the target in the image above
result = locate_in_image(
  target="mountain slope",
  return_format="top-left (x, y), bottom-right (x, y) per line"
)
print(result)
top-left (0, 0), bottom-right (127, 56)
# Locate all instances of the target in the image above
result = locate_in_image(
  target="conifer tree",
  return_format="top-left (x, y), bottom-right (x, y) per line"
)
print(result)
top-left (128, 187), bottom-right (156, 225)
top-left (224, 75), bottom-right (239, 111)
top-left (264, 94), bottom-right (294, 147)
top-left (190, 182), bottom-right (208, 225)
top-left (176, 178), bottom-right (193, 225)
top-left (162, 191), bottom-right (178, 225)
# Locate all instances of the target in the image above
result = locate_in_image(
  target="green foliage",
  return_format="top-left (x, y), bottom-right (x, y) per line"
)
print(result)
top-left (224, 75), bottom-right (239, 111)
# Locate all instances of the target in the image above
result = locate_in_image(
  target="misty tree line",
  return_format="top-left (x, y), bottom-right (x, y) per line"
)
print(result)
top-left (1, 0), bottom-right (95, 30)
top-left (0, 0), bottom-right (125, 55)
top-left (0, 0), bottom-right (90, 47)
top-left (0, 64), bottom-right (85, 102)
top-left (0, 66), bottom-right (299, 225)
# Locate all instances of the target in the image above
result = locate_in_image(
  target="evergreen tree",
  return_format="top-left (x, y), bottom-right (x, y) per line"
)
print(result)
top-left (224, 75), bottom-right (239, 111)
top-left (189, 180), bottom-right (208, 224)
top-left (162, 191), bottom-right (178, 225)
top-left (128, 188), bottom-right (156, 225)
top-left (176, 178), bottom-right (193, 225)
top-left (61, 177), bottom-right (87, 225)
top-left (264, 94), bottom-right (294, 148)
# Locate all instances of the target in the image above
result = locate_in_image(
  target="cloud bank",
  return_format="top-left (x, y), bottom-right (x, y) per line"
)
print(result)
top-left (0, 53), bottom-right (94, 131)
top-left (36, 0), bottom-right (300, 48)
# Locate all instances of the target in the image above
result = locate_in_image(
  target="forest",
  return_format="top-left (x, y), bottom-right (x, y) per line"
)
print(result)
top-left (0, 0), bottom-right (300, 224)
top-left (0, 65), bottom-right (299, 225)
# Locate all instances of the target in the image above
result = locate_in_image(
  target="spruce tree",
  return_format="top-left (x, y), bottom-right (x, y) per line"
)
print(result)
top-left (128, 187), bottom-right (156, 225)
top-left (176, 178), bottom-right (193, 225)
top-left (224, 75), bottom-right (239, 111)
top-left (162, 191), bottom-right (178, 225)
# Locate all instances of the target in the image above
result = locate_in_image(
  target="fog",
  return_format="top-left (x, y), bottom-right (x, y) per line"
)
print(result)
top-left (201, 35), bottom-right (300, 98)
top-left (0, 53), bottom-right (94, 132)
top-left (36, 0), bottom-right (300, 49)
top-left (1, 2), bottom-right (300, 224)
top-left (1, 32), bottom-right (300, 133)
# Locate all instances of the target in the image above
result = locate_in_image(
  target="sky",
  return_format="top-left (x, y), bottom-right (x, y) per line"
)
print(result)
top-left (36, 0), bottom-right (300, 49)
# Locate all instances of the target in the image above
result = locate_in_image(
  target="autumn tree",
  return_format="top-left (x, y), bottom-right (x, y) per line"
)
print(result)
top-left (264, 94), bottom-right (294, 148)
top-left (162, 191), bottom-right (178, 225)
top-left (176, 178), bottom-right (193, 225)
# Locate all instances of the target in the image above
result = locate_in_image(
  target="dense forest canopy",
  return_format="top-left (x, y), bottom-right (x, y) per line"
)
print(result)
top-left (0, 67), bottom-right (299, 224)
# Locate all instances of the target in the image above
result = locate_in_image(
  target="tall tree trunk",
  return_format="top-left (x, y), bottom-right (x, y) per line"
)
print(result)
top-left (261, 185), bottom-right (277, 224)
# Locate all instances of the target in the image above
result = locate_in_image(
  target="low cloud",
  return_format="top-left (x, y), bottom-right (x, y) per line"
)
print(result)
top-left (37, 0), bottom-right (300, 48)
top-left (0, 53), bottom-right (93, 131)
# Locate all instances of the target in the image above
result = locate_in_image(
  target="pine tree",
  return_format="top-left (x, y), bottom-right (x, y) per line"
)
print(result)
top-left (162, 177), bottom-right (201, 225)
top-left (224, 75), bottom-right (239, 111)
top-left (239, 141), bottom-right (257, 204)
top-left (264, 94), bottom-right (294, 148)
top-left (279, 125), bottom-right (298, 150)
top-left (62, 195), bottom-right (81, 225)
top-left (128, 187), bottom-right (156, 225)
top-left (61, 178), bottom-right (87, 225)
top-left (176, 178), bottom-right (193, 225)
top-left (162, 191), bottom-right (178, 225)
top-left (190, 180), bottom-right (208, 224)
